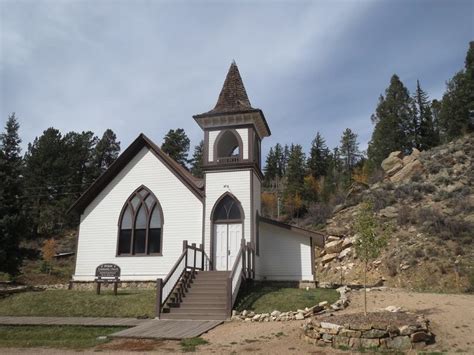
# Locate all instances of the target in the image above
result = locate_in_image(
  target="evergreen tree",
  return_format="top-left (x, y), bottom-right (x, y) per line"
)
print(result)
top-left (161, 128), bottom-right (190, 167)
top-left (340, 128), bottom-right (360, 172)
top-left (285, 144), bottom-right (306, 196)
top-left (63, 131), bottom-right (98, 192)
top-left (438, 42), bottom-right (474, 141)
top-left (0, 113), bottom-right (25, 275)
top-left (307, 132), bottom-right (330, 178)
top-left (190, 140), bottom-right (204, 178)
top-left (274, 143), bottom-right (285, 178)
top-left (282, 144), bottom-right (290, 175)
top-left (368, 75), bottom-right (414, 166)
top-left (23, 128), bottom-right (69, 237)
top-left (264, 147), bottom-right (277, 186)
top-left (413, 80), bottom-right (439, 150)
top-left (94, 129), bottom-right (120, 177)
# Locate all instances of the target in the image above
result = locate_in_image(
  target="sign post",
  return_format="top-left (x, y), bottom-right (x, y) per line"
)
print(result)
top-left (95, 263), bottom-right (121, 295)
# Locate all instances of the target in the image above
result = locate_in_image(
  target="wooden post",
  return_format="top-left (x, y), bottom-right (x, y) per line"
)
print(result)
top-left (183, 240), bottom-right (188, 268)
top-left (96, 281), bottom-right (101, 295)
top-left (199, 243), bottom-right (204, 270)
top-left (241, 239), bottom-right (247, 279)
top-left (226, 277), bottom-right (232, 316)
top-left (113, 280), bottom-right (118, 296)
top-left (156, 278), bottom-right (163, 319)
top-left (192, 243), bottom-right (197, 270)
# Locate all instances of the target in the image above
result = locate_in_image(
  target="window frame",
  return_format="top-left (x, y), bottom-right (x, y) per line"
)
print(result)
top-left (116, 185), bottom-right (164, 257)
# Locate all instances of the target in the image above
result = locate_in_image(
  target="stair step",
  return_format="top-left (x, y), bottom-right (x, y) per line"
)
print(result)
top-left (170, 307), bottom-right (227, 314)
top-left (161, 313), bottom-right (228, 320)
top-left (182, 295), bottom-right (227, 302)
top-left (177, 303), bottom-right (227, 309)
top-left (188, 283), bottom-right (227, 291)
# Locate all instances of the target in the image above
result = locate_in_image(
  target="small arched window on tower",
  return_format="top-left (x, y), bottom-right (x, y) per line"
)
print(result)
top-left (215, 130), bottom-right (242, 164)
top-left (118, 186), bottom-right (163, 256)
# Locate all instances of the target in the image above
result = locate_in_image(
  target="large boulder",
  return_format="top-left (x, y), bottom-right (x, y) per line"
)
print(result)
top-left (322, 253), bottom-right (338, 265)
top-left (381, 152), bottom-right (403, 173)
top-left (325, 240), bottom-right (344, 254)
top-left (390, 160), bottom-right (424, 183)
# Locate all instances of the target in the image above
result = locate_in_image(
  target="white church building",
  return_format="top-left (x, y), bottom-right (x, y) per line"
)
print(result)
top-left (70, 63), bottom-right (325, 297)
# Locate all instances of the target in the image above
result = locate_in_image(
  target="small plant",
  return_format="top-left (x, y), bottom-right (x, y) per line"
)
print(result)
top-left (354, 202), bottom-right (388, 316)
top-left (180, 337), bottom-right (209, 352)
top-left (41, 239), bottom-right (57, 275)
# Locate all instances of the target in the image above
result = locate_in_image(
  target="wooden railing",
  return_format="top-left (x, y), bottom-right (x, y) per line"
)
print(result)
top-left (227, 240), bottom-right (255, 314)
top-left (155, 241), bottom-right (209, 318)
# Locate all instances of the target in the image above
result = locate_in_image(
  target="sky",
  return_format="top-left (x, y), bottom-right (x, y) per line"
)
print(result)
top-left (1, 0), bottom-right (473, 159)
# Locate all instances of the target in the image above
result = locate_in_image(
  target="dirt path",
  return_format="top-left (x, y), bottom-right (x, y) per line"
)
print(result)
top-left (3, 288), bottom-right (473, 354)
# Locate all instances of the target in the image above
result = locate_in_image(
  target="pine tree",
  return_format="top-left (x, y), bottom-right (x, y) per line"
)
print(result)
top-left (368, 75), bottom-right (413, 167)
top-left (0, 113), bottom-right (25, 275)
top-left (340, 128), bottom-right (360, 173)
top-left (23, 128), bottom-right (69, 237)
top-left (94, 129), bottom-right (120, 177)
top-left (438, 42), bottom-right (474, 141)
top-left (190, 140), bottom-right (204, 178)
top-left (264, 147), bottom-right (277, 186)
top-left (274, 143), bottom-right (285, 178)
top-left (413, 80), bottom-right (439, 150)
top-left (307, 132), bottom-right (330, 178)
top-left (285, 144), bottom-right (306, 196)
top-left (63, 131), bottom-right (98, 192)
top-left (161, 128), bottom-right (190, 167)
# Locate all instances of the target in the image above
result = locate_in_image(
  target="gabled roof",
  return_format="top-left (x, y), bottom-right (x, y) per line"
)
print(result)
top-left (259, 216), bottom-right (326, 247)
top-left (68, 133), bottom-right (204, 214)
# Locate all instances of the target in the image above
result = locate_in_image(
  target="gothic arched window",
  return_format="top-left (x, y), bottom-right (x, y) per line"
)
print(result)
top-left (212, 194), bottom-right (243, 222)
top-left (118, 186), bottom-right (163, 255)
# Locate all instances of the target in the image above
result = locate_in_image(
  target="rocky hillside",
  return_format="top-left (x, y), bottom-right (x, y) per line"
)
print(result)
top-left (316, 134), bottom-right (474, 292)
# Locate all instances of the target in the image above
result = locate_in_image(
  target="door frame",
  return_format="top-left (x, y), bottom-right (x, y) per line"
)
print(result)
top-left (210, 192), bottom-right (245, 270)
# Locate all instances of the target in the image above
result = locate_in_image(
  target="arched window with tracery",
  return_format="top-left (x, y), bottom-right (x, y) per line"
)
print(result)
top-left (118, 186), bottom-right (163, 255)
top-left (212, 194), bottom-right (243, 223)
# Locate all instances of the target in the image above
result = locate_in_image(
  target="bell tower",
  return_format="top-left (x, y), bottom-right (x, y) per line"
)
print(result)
top-left (193, 62), bottom-right (271, 270)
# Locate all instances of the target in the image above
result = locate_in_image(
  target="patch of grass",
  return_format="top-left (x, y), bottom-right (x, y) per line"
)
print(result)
top-left (0, 325), bottom-right (124, 349)
top-left (274, 331), bottom-right (285, 338)
top-left (234, 283), bottom-right (339, 313)
top-left (180, 337), bottom-right (208, 352)
top-left (0, 289), bottom-right (156, 318)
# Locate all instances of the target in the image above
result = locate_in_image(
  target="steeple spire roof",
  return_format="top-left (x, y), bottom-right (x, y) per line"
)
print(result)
top-left (207, 61), bottom-right (254, 115)
top-left (193, 61), bottom-right (271, 138)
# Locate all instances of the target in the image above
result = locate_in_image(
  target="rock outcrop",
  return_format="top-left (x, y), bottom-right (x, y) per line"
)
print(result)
top-left (381, 148), bottom-right (424, 182)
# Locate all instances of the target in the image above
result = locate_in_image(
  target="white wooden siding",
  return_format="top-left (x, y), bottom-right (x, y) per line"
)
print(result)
top-left (256, 223), bottom-right (313, 281)
top-left (74, 147), bottom-right (203, 281)
top-left (236, 128), bottom-right (248, 159)
top-left (208, 131), bottom-right (218, 162)
top-left (204, 170), bottom-right (252, 258)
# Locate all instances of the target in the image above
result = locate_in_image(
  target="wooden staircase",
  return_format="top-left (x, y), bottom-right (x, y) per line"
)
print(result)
top-left (161, 271), bottom-right (230, 320)
top-left (155, 240), bottom-right (254, 321)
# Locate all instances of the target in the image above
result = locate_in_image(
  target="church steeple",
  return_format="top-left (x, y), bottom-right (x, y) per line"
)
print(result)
top-left (210, 61), bottom-right (254, 114)
top-left (193, 61), bottom-right (271, 139)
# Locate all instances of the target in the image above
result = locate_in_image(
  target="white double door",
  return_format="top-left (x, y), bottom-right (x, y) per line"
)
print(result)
top-left (214, 223), bottom-right (242, 271)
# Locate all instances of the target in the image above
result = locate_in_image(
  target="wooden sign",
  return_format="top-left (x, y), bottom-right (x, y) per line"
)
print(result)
top-left (95, 263), bottom-right (120, 295)
top-left (96, 263), bottom-right (121, 278)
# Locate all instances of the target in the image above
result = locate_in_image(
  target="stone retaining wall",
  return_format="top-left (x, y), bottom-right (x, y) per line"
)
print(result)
top-left (303, 314), bottom-right (434, 350)
top-left (69, 281), bottom-right (156, 290)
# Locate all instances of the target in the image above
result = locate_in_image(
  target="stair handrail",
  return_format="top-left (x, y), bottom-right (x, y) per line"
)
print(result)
top-left (226, 240), bottom-right (248, 315)
top-left (156, 240), bottom-right (207, 318)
